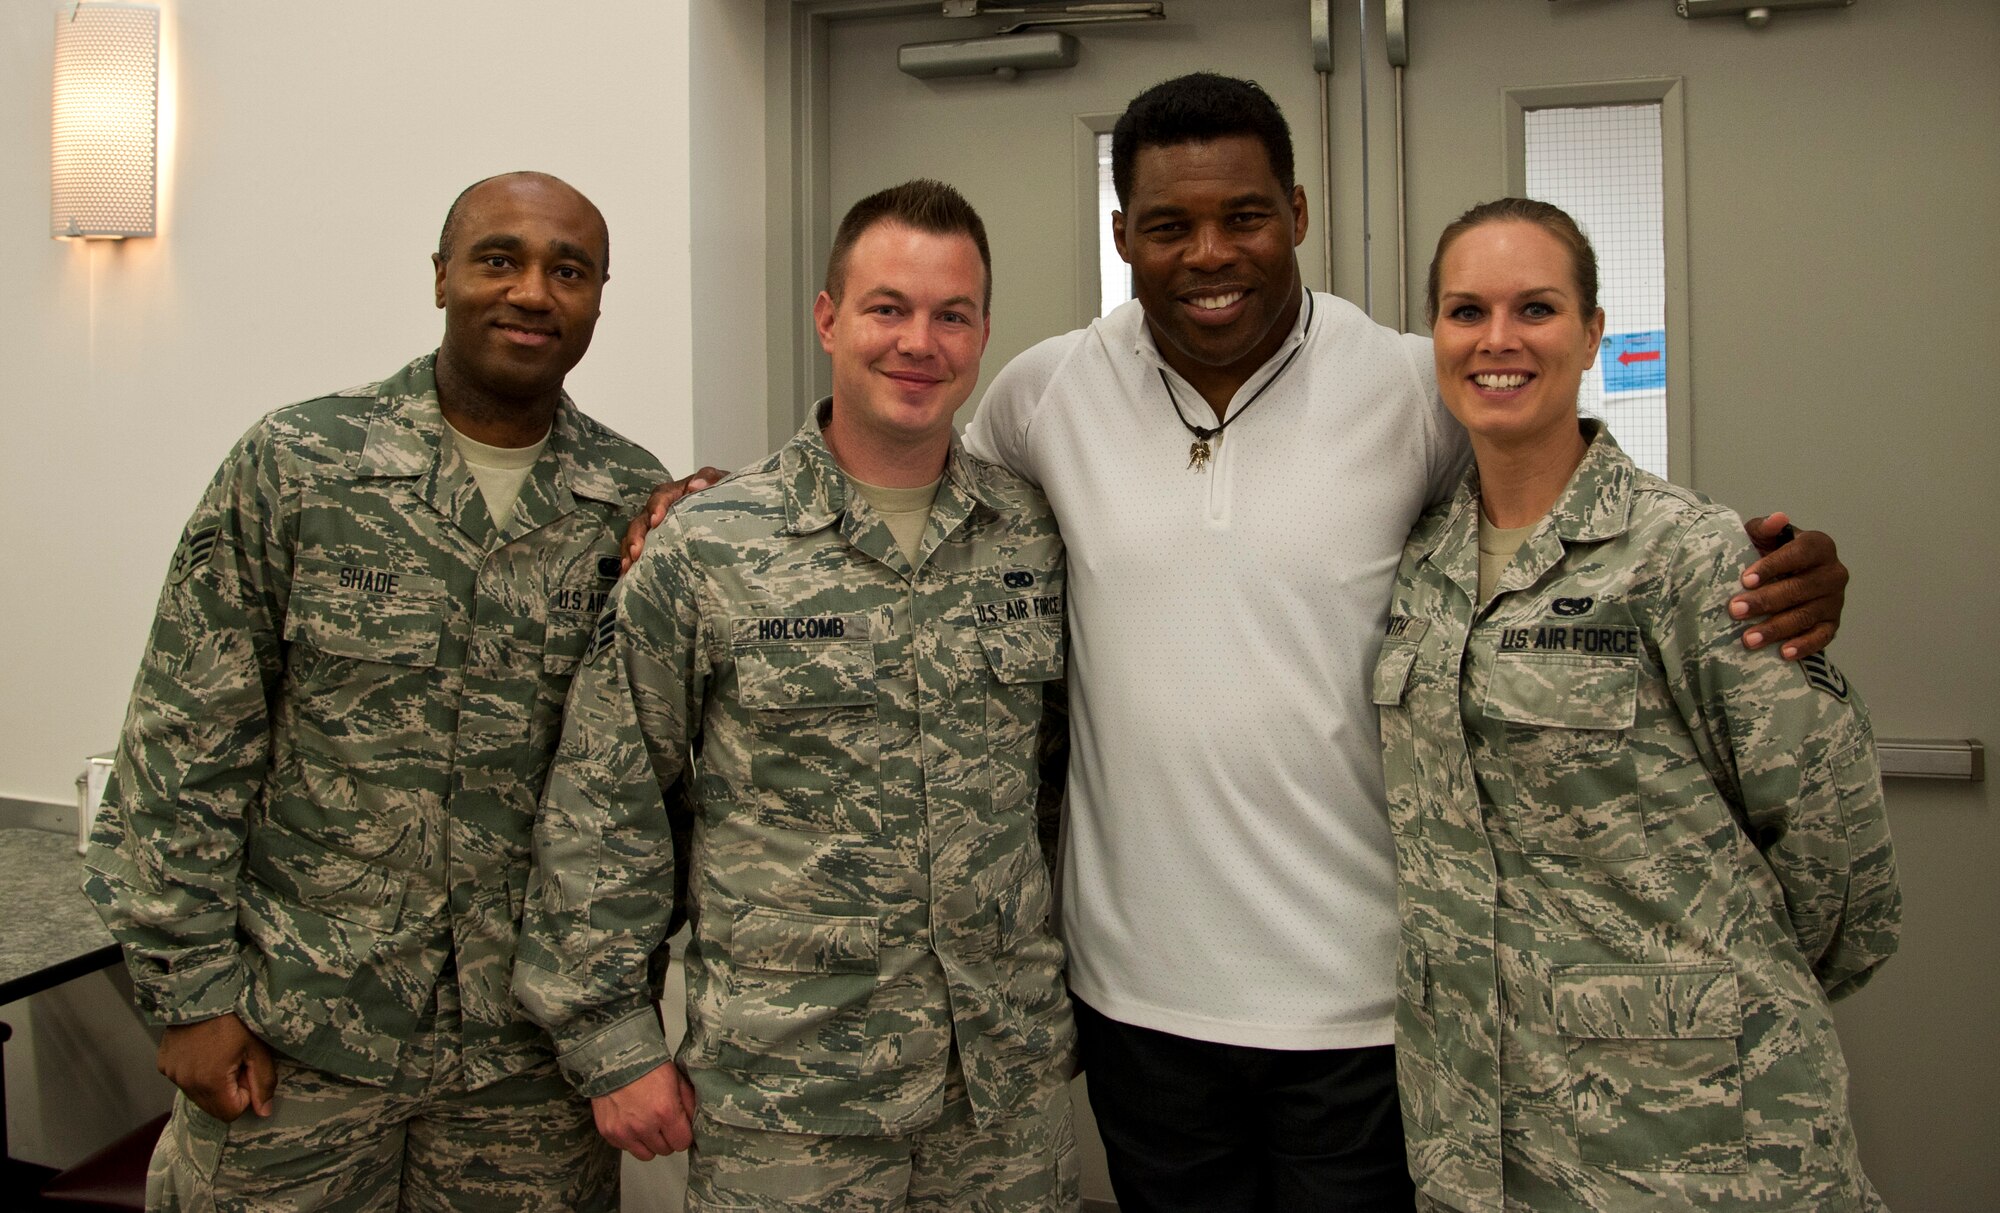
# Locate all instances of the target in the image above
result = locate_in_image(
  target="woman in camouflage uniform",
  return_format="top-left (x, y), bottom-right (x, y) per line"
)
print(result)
top-left (1373, 198), bottom-right (1900, 1212)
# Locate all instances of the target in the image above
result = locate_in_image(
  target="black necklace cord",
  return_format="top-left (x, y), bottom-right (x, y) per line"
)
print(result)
top-left (1158, 289), bottom-right (1316, 444)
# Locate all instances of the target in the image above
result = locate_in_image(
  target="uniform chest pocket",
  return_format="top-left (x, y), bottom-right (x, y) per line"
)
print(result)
top-left (978, 616), bottom-right (1063, 812)
top-left (1483, 653), bottom-right (1644, 860)
top-left (1552, 963), bottom-right (1747, 1174)
top-left (734, 632), bottom-right (882, 834)
top-left (543, 610), bottom-right (594, 675)
top-left (285, 562), bottom-right (447, 668)
top-left (979, 616), bottom-right (1065, 686)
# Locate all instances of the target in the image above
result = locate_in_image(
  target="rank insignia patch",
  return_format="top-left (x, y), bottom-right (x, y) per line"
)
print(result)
top-left (584, 604), bottom-right (618, 664)
top-left (168, 525), bottom-right (220, 585)
top-left (1800, 653), bottom-right (1850, 701)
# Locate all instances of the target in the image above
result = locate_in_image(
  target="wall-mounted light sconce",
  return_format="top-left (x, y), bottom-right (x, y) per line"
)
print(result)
top-left (51, 3), bottom-right (160, 240)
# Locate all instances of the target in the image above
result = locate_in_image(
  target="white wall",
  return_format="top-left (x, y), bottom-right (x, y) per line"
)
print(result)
top-left (0, 0), bottom-right (765, 805)
top-left (3, 1), bottom-right (765, 1192)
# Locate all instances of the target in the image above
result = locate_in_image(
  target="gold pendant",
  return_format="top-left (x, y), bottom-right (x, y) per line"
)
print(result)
top-left (1188, 439), bottom-right (1211, 470)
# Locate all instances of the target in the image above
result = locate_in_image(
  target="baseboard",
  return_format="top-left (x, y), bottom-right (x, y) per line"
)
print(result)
top-left (0, 794), bottom-right (74, 836)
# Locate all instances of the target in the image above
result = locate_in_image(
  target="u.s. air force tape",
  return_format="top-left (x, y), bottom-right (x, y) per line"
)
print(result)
top-left (1498, 624), bottom-right (1641, 655)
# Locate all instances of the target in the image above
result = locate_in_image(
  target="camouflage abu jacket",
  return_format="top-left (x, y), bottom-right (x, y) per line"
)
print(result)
top-left (515, 406), bottom-right (1075, 1136)
top-left (1374, 422), bottom-right (1899, 1213)
top-left (84, 354), bottom-right (665, 1089)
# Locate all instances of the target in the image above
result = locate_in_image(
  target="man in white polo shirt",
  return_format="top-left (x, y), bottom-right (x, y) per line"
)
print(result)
top-left (962, 73), bottom-right (1848, 1212)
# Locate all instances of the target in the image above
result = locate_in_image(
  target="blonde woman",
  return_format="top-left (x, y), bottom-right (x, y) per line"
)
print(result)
top-left (1374, 198), bottom-right (1900, 1212)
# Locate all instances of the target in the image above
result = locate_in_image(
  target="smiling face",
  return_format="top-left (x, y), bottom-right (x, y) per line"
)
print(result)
top-left (1113, 135), bottom-right (1308, 405)
top-left (1431, 220), bottom-right (1606, 452)
top-left (815, 219), bottom-right (990, 482)
top-left (432, 174), bottom-right (608, 418)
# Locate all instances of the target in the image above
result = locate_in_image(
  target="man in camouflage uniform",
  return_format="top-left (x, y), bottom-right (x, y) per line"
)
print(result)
top-left (84, 172), bottom-right (670, 1211)
top-left (1374, 418), bottom-right (1900, 1212)
top-left (514, 180), bottom-right (1079, 1211)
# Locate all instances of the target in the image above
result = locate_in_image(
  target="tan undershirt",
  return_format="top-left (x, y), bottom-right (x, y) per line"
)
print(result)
top-left (1477, 514), bottom-right (1541, 603)
top-left (446, 420), bottom-right (550, 525)
top-left (849, 475), bottom-right (942, 569)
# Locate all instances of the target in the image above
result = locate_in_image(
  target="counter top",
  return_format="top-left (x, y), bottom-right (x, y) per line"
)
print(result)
top-left (0, 828), bottom-right (119, 1005)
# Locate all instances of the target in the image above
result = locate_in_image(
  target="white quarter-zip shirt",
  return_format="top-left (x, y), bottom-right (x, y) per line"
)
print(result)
top-left (966, 292), bottom-right (1467, 1048)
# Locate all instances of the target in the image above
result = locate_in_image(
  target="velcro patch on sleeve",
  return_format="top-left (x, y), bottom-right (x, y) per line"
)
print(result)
top-left (1800, 653), bottom-right (1850, 701)
top-left (584, 602), bottom-right (618, 665)
top-left (168, 525), bottom-right (221, 585)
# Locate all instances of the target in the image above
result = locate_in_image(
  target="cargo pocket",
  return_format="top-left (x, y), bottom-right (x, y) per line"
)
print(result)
top-left (714, 904), bottom-right (886, 1078)
top-left (1553, 963), bottom-right (1747, 1174)
top-left (163, 1092), bottom-right (230, 1192)
top-left (1054, 1113), bottom-right (1082, 1210)
top-left (1482, 654), bottom-right (1643, 860)
top-left (734, 631), bottom-right (881, 834)
top-left (542, 611), bottom-right (593, 676)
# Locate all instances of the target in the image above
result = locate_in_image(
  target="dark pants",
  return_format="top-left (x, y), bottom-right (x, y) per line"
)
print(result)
top-left (1074, 996), bottom-right (1414, 1212)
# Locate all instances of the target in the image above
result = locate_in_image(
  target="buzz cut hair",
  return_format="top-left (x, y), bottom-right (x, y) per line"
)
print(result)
top-left (1111, 72), bottom-right (1296, 208)
top-left (436, 171), bottom-right (609, 277)
top-left (824, 179), bottom-right (993, 312)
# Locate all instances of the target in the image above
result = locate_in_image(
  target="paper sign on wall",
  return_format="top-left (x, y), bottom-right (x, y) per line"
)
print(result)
top-left (1600, 330), bottom-right (1666, 393)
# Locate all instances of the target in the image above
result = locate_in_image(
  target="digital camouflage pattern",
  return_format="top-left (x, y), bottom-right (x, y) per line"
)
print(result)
top-left (515, 405), bottom-right (1076, 1147)
top-left (84, 353), bottom-right (667, 1090)
top-left (1374, 422), bottom-right (1899, 1213)
top-left (684, 1054), bottom-right (1079, 1211)
top-left (145, 971), bottom-right (616, 1212)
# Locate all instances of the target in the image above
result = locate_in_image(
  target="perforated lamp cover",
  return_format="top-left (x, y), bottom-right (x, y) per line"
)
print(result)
top-left (52, 4), bottom-right (159, 239)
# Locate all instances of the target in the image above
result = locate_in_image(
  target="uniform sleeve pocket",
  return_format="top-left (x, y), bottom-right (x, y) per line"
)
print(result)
top-left (1372, 644), bottom-right (1418, 707)
top-left (1818, 734), bottom-right (1900, 998)
top-left (1552, 963), bottom-right (1746, 1173)
top-left (1394, 933), bottom-right (1441, 1135)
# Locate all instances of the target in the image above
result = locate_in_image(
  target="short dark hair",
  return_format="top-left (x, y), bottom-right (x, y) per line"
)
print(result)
top-left (1111, 73), bottom-right (1295, 208)
top-left (825, 179), bottom-right (992, 311)
top-left (1425, 197), bottom-right (1599, 325)
top-left (437, 171), bottom-right (609, 277)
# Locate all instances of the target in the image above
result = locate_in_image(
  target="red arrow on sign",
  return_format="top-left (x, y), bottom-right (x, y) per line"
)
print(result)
top-left (1618, 349), bottom-right (1661, 365)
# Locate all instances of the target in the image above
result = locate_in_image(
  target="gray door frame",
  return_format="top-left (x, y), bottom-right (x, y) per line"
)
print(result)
top-left (765, 0), bottom-right (935, 442)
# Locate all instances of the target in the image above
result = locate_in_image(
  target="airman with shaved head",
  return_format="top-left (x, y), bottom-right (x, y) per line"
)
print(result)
top-left (86, 171), bottom-right (677, 1211)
